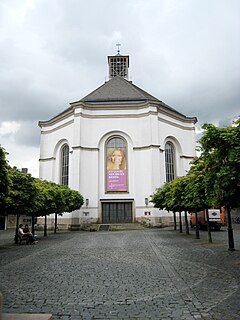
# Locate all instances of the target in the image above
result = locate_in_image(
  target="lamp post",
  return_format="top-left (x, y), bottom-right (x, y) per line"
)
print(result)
top-left (145, 198), bottom-right (149, 207)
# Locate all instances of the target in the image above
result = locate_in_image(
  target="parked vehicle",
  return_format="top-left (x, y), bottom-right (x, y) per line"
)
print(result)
top-left (190, 208), bottom-right (224, 230)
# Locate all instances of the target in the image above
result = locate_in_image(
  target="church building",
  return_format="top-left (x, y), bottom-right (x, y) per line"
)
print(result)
top-left (38, 51), bottom-right (197, 227)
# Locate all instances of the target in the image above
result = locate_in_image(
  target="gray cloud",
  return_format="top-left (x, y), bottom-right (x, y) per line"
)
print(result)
top-left (0, 0), bottom-right (239, 175)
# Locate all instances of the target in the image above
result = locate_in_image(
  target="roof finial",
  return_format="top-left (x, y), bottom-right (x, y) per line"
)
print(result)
top-left (116, 43), bottom-right (121, 54)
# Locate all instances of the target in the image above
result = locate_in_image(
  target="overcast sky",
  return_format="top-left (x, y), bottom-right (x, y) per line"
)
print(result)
top-left (0, 0), bottom-right (239, 177)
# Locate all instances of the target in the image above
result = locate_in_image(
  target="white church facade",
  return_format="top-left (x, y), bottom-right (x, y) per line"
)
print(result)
top-left (38, 52), bottom-right (197, 228)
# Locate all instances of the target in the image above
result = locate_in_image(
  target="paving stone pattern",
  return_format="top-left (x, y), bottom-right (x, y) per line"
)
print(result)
top-left (0, 226), bottom-right (240, 319)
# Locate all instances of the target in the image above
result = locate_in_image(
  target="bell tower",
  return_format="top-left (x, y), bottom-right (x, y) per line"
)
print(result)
top-left (108, 44), bottom-right (129, 80)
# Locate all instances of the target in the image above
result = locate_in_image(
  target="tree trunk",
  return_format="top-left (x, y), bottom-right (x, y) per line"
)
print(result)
top-left (195, 210), bottom-right (200, 239)
top-left (54, 212), bottom-right (57, 234)
top-left (44, 215), bottom-right (47, 237)
top-left (173, 212), bottom-right (177, 230)
top-left (226, 205), bottom-right (235, 251)
top-left (14, 214), bottom-right (20, 244)
top-left (31, 214), bottom-right (35, 236)
top-left (205, 207), bottom-right (213, 243)
top-left (184, 211), bottom-right (190, 235)
top-left (179, 211), bottom-right (182, 233)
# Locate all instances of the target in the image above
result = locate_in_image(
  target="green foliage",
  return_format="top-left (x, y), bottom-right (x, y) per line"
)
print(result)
top-left (152, 119), bottom-right (240, 212)
top-left (5, 168), bottom-right (37, 216)
top-left (33, 179), bottom-right (84, 217)
top-left (199, 120), bottom-right (240, 207)
top-left (59, 184), bottom-right (84, 213)
top-left (185, 157), bottom-right (214, 210)
top-left (0, 146), bottom-right (84, 218)
top-left (0, 146), bottom-right (10, 212)
top-left (170, 175), bottom-right (193, 212)
top-left (151, 182), bottom-right (171, 211)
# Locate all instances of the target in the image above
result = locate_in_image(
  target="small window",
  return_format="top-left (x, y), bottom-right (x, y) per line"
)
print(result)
top-left (165, 142), bottom-right (175, 182)
top-left (61, 145), bottom-right (69, 185)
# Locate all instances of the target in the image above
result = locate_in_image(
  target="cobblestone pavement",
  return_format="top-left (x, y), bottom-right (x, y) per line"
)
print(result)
top-left (0, 225), bottom-right (240, 320)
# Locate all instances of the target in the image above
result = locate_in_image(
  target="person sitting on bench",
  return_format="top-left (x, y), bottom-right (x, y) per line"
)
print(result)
top-left (18, 224), bottom-right (37, 244)
top-left (23, 224), bottom-right (38, 243)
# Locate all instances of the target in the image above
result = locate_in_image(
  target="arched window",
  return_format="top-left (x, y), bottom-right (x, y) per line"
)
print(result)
top-left (106, 137), bottom-right (127, 192)
top-left (107, 137), bottom-right (126, 148)
top-left (165, 142), bottom-right (175, 182)
top-left (61, 144), bottom-right (69, 185)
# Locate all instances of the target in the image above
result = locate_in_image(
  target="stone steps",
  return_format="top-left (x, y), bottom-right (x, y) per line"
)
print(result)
top-left (82, 223), bottom-right (146, 232)
top-left (110, 223), bottom-right (146, 231)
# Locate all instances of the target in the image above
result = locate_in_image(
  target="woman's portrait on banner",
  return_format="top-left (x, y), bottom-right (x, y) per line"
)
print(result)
top-left (106, 148), bottom-right (127, 170)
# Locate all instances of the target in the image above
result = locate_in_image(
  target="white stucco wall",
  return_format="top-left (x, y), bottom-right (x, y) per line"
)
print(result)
top-left (39, 101), bottom-right (196, 226)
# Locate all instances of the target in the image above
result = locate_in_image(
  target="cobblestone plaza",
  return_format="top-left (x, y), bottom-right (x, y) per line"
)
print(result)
top-left (1, 226), bottom-right (240, 319)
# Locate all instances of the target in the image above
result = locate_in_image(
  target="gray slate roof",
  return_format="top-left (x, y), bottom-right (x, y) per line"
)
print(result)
top-left (77, 76), bottom-right (188, 117)
top-left (39, 75), bottom-right (197, 125)
top-left (79, 76), bottom-right (159, 103)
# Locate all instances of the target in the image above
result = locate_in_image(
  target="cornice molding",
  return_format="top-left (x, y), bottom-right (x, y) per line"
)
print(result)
top-left (157, 105), bottom-right (197, 124)
top-left (39, 157), bottom-right (56, 162)
top-left (133, 144), bottom-right (161, 151)
top-left (40, 119), bottom-right (74, 134)
top-left (180, 155), bottom-right (195, 159)
top-left (158, 116), bottom-right (195, 131)
top-left (39, 109), bottom-right (73, 127)
top-left (74, 110), bottom-right (158, 119)
top-left (72, 146), bottom-right (99, 151)
top-left (38, 101), bottom-right (196, 132)
top-left (71, 101), bottom-right (150, 110)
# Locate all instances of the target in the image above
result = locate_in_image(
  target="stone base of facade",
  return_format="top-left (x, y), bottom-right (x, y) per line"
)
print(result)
top-left (35, 214), bottom-right (189, 231)
top-left (135, 216), bottom-right (180, 228)
top-left (36, 216), bottom-right (99, 231)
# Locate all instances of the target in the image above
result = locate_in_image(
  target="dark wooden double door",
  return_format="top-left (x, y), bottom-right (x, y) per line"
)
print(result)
top-left (102, 202), bottom-right (132, 224)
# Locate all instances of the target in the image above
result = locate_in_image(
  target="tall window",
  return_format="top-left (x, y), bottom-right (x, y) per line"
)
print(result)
top-left (106, 137), bottom-right (127, 192)
top-left (165, 142), bottom-right (175, 182)
top-left (61, 145), bottom-right (69, 185)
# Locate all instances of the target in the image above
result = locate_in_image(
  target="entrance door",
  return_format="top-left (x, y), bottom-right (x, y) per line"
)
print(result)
top-left (102, 202), bottom-right (132, 223)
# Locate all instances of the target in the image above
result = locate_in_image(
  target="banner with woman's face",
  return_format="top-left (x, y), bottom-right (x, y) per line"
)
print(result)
top-left (106, 147), bottom-right (127, 191)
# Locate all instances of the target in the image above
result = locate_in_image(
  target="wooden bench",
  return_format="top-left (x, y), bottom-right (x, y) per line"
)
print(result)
top-left (18, 234), bottom-right (30, 245)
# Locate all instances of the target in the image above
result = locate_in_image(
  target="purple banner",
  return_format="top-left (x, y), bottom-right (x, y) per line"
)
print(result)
top-left (107, 170), bottom-right (127, 191)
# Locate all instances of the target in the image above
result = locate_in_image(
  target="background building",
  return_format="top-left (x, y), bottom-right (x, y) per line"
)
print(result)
top-left (38, 52), bottom-right (197, 227)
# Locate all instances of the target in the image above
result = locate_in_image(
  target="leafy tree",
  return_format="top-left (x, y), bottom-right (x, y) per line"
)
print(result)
top-left (152, 120), bottom-right (239, 248)
top-left (185, 159), bottom-right (213, 241)
top-left (198, 120), bottom-right (240, 250)
top-left (52, 184), bottom-right (84, 234)
top-left (61, 185), bottom-right (84, 213)
top-left (199, 121), bottom-right (240, 209)
top-left (152, 176), bottom-right (193, 235)
top-left (151, 182), bottom-right (178, 230)
top-left (31, 179), bottom-right (55, 235)
top-left (5, 168), bottom-right (37, 243)
top-left (169, 176), bottom-right (192, 235)
top-left (6, 168), bottom-right (37, 215)
top-left (33, 179), bottom-right (84, 235)
top-left (0, 146), bottom-right (10, 213)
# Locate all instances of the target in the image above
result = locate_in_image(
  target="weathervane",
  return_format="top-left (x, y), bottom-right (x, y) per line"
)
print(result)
top-left (116, 43), bottom-right (121, 54)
